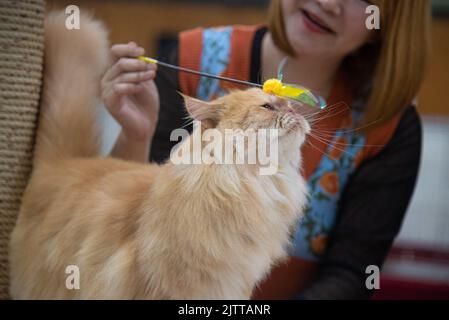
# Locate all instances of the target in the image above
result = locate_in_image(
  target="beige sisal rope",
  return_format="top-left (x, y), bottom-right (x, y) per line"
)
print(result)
top-left (0, 0), bottom-right (46, 299)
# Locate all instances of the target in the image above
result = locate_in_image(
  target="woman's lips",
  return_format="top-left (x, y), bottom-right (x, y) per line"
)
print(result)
top-left (301, 9), bottom-right (335, 35)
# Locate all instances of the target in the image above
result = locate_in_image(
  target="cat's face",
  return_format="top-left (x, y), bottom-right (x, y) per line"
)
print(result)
top-left (183, 88), bottom-right (311, 140)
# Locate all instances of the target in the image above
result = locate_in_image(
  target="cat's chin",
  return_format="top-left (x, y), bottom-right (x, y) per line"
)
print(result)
top-left (277, 123), bottom-right (309, 160)
top-left (279, 130), bottom-right (306, 149)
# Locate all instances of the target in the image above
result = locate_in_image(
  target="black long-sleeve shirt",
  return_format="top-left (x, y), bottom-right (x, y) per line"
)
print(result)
top-left (149, 31), bottom-right (422, 300)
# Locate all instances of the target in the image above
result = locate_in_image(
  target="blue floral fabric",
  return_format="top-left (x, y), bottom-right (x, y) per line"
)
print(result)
top-left (197, 27), bottom-right (232, 100)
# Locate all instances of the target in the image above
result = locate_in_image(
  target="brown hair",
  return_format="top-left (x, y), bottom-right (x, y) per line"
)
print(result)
top-left (267, 0), bottom-right (432, 127)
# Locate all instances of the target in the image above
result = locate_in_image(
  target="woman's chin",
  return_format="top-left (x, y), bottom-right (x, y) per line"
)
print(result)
top-left (286, 23), bottom-right (333, 54)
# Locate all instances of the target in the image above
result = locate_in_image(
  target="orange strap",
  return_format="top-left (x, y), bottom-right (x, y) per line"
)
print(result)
top-left (178, 25), bottom-right (258, 99)
top-left (362, 115), bottom-right (402, 161)
top-left (179, 27), bottom-right (203, 97)
top-left (220, 25), bottom-right (258, 92)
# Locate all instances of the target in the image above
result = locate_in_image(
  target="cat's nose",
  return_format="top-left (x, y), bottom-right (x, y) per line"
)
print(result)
top-left (288, 104), bottom-right (310, 131)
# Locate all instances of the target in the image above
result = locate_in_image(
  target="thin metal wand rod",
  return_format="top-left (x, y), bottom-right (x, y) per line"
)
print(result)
top-left (138, 56), bottom-right (263, 88)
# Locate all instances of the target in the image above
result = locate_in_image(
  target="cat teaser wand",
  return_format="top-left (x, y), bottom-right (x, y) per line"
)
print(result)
top-left (137, 56), bottom-right (327, 109)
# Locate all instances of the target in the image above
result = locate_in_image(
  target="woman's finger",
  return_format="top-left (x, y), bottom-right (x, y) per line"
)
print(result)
top-left (102, 83), bottom-right (143, 117)
top-left (112, 83), bottom-right (144, 97)
top-left (115, 69), bottom-right (156, 84)
top-left (110, 42), bottom-right (144, 62)
top-left (103, 58), bottom-right (155, 82)
top-left (103, 82), bottom-right (143, 109)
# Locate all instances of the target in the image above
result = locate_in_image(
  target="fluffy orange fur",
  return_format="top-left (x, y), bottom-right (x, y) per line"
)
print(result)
top-left (9, 11), bottom-right (310, 299)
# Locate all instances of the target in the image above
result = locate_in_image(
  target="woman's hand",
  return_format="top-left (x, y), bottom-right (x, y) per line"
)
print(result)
top-left (101, 42), bottom-right (160, 162)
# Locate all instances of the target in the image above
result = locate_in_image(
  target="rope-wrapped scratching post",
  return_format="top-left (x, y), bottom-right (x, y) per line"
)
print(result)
top-left (0, 0), bottom-right (46, 299)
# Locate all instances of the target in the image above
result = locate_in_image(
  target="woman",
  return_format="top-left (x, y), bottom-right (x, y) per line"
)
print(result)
top-left (100, 0), bottom-right (431, 299)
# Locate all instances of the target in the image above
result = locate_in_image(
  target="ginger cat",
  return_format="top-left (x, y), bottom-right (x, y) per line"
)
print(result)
top-left (9, 11), bottom-right (310, 299)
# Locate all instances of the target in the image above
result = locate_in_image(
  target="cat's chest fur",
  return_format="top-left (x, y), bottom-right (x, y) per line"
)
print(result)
top-left (135, 158), bottom-right (307, 299)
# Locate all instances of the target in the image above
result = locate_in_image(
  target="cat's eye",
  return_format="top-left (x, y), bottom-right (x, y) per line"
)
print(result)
top-left (261, 103), bottom-right (275, 111)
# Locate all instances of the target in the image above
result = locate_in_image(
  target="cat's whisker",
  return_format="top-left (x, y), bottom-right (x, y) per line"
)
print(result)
top-left (308, 129), bottom-right (343, 139)
top-left (306, 133), bottom-right (356, 157)
top-left (303, 129), bottom-right (385, 149)
top-left (304, 109), bottom-right (349, 123)
top-left (302, 105), bottom-right (350, 124)
top-left (307, 132), bottom-right (384, 154)
top-left (180, 116), bottom-right (195, 129)
top-left (304, 127), bottom-right (366, 159)
top-left (310, 118), bottom-right (383, 134)
top-left (306, 132), bottom-right (339, 146)
top-left (295, 100), bottom-right (348, 115)
top-left (304, 139), bottom-right (330, 158)
top-left (300, 101), bottom-right (350, 119)
top-left (308, 101), bottom-right (350, 115)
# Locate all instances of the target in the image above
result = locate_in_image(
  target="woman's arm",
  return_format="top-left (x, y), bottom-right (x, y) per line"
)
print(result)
top-left (103, 42), bottom-right (160, 163)
top-left (299, 106), bottom-right (422, 299)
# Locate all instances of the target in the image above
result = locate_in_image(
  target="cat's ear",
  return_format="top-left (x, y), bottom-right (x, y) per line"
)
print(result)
top-left (179, 92), bottom-right (222, 125)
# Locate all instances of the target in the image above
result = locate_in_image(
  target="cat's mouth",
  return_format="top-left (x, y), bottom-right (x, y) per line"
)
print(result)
top-left (276, 112), bottom-right (310, 136)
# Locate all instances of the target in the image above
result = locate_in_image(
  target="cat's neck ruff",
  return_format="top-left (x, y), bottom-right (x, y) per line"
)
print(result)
top-left (167, 125), bottom-right (304, 185)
